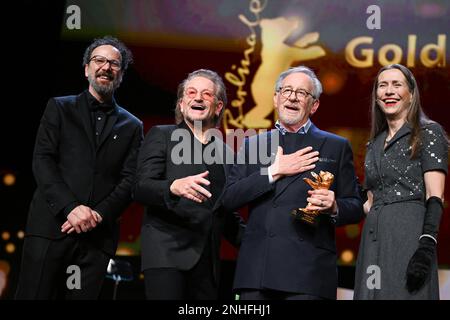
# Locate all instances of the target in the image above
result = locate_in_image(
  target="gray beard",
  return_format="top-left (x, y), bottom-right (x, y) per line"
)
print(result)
top-left (278, 113), bottom-right (302, 126)
top-left (88, 74), bottom-right (120, 97)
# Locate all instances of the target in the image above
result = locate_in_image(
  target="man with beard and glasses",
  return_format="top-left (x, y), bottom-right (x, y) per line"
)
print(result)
top-left (15, 36), bottom-right (143, 299)
top-left (222, 66), bottom-right (364, 300)
top-left (134, 69), bottom-right (244, 299)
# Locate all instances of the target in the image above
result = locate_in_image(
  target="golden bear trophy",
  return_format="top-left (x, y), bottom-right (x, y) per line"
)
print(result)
top-left (291, 171), bottom-right (334, 226)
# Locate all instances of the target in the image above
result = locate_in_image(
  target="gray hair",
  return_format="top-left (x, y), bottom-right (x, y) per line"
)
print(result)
top-left (275, 66), bottom-right (323, 99)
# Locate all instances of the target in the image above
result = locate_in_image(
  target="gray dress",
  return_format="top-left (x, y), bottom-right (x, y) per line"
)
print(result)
top-left (354, 122), bottom-right (448, 300)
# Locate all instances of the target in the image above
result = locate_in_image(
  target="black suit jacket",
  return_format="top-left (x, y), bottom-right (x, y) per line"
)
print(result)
top-left (134, 122), bottom-right (243, 282)
top-left (26, 91), bottom-right (143, 255)
top-left (222, 124), bottom-right (364, 299)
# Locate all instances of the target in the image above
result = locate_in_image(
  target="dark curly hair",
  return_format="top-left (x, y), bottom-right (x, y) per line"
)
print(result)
top-left (82, 36), bottom-right (133, 73)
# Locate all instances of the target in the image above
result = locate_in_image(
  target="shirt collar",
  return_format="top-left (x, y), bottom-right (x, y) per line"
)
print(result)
top-left (86, 90), bottom-right (116, 114)
top-left (275, 119), bottom-right (311, 135)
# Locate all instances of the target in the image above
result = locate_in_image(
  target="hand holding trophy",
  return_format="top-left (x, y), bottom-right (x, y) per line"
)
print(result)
top-left (291, 171), bottom-right (334, 226)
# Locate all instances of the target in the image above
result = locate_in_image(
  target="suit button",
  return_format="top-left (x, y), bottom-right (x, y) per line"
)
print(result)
top-left (273, 203), bottom-right (278, 208)
top-left (369, 228), bottom-right (374, 234)
top-left (269, 232), bottom-right (275, 238)
top-left (299, 238), bottom-right (304, 241)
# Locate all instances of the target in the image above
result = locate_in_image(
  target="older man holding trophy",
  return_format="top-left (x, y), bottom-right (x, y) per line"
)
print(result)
top-left (223, 66), bottom-right (364, 300)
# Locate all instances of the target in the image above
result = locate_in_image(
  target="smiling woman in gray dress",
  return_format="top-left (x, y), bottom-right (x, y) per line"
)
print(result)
top-left (354, 64), bottom-right (448, 300)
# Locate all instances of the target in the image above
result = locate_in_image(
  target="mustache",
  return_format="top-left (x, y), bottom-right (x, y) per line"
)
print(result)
top-left (190, 104), bottom-right (207, 110)
top-left (96, 70), bottom-right (114, 80)
top-left (284, 103), bottom-right (300, 110)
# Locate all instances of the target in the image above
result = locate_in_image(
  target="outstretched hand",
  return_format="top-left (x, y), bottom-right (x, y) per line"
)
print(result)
top-left (170, 171), bottom-right (211, 203)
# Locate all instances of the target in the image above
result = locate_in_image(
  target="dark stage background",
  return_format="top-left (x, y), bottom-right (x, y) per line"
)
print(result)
top-left (0, 0), bottom-right (449, 299)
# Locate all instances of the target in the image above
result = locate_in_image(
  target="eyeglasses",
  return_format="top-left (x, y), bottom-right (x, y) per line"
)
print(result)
top-left (184, 88), bottom-right (216, 101)
top-left (279, 87), bottom-right (315, 100)
top-left (89, 55), bottom-right (122, 70)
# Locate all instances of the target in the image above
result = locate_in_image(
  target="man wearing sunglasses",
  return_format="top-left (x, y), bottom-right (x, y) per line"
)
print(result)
top-left (16, 36), bottom-right (143, 299)
top-left (223, 66), bottom-right (364, 300)
top-left (134, 69), bottom-right (243, 299)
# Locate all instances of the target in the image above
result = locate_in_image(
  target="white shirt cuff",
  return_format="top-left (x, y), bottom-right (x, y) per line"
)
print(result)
top-left (267, 166), bottom-right (275, 184)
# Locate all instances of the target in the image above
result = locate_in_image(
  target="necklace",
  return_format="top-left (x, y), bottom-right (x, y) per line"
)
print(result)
top-left (385, 132), bottom-right (395, 145)
top-left (386, 129), bottom-right (399, 143)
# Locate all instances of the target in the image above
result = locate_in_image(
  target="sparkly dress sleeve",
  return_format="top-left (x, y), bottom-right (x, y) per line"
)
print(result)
top-left (420, 122), bottom-right (448, 175)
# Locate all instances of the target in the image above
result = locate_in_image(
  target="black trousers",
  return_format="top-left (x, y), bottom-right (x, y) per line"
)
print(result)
top-left (144, 241), bottom-right (217, 300)
top-left (239, 289), bottom-right (325, 300)
top-left (15, 235), bottom-right (110, 300)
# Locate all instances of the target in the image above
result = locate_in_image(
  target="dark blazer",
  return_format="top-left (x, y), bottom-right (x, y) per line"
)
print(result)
top-left (134, 122), bottom-right (243, 282)
top-left (26, 91), bottom-right (143, 255)
top-left (222, 124), bottom-right (364, 299)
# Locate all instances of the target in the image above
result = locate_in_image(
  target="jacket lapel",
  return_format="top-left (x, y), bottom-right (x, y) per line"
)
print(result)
top-left (210, 137), bottom-right (230, 212)
top-left (384, 123), bottom-right (411, 151)
top-left (77, 92), bottom-right (96, 154)
top-left (97, 107), bottom-right (118, 149)
top-left (373, 123), bottom-right (411, 178)
top-left (274, 124), bottom-right (326, 200)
